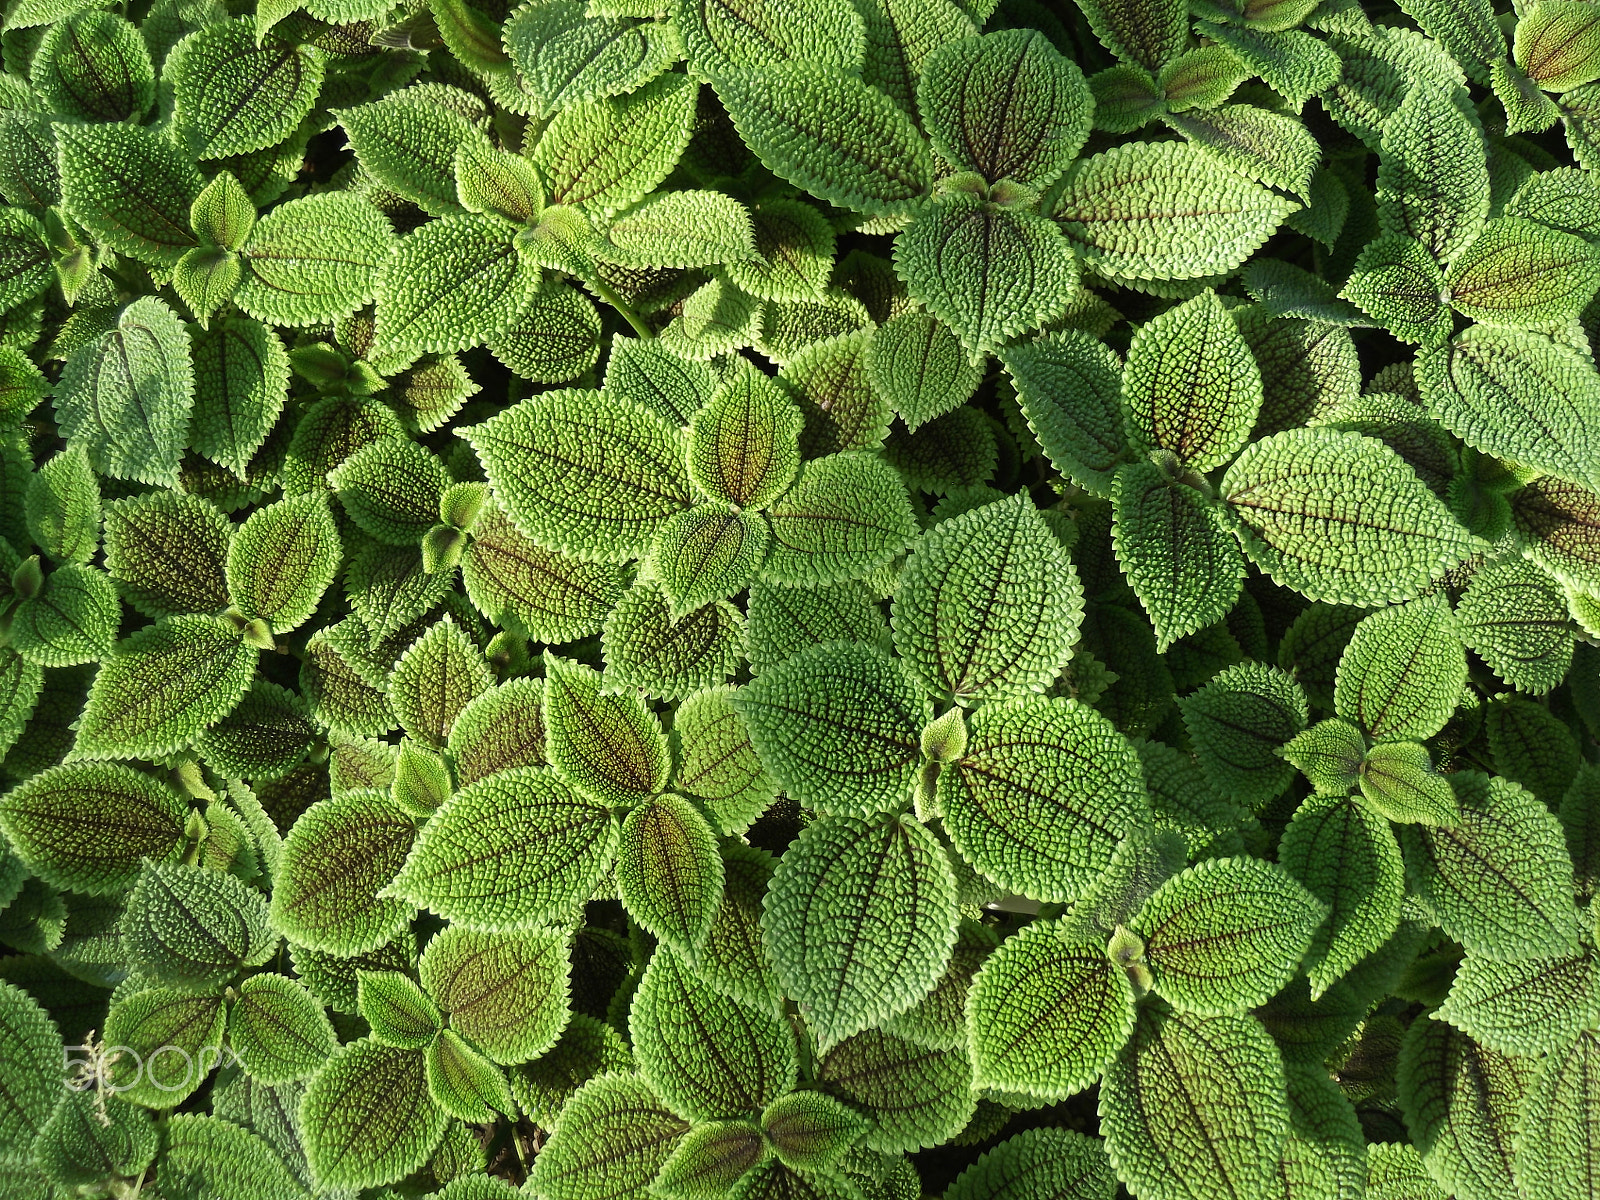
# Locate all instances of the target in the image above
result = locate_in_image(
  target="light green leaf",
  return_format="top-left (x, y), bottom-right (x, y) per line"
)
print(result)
top-left (712, 63), bottom-right (933, 217)
top-left (25, 446), bottom-right (98, 566)
top-left (940, 697), bottom-right (1149, 903)
top-left (1517, 0), bottom-right (1600, 90)
top-left (1375, 82), bottom-right (1488, 264)
top-left (1099, 1005), bottom-right (1289, 1200)
top-left (1164, 103), bottom-right (1322, 199)
top-left (358, 970), bottom-right (442, 1049)
top-left (893, 494), bottom-right (1082, 701)
top-left (388, 617), bottom-right (493, 748)
top-left (236, 192), bottom-right (395, 328)
top-left (464, 389), bottom-right (692, 563)
top-left (731, 641), bottom-right (927, 817)
top-left (375, 215), bottom-right (538, 357)
top-left (617, 795), bottom-right (723, 953)
top-left (125, 859), bottom-right (275, 990)
top-left (895, 193), bottom-right (1078, 361)
top-left (865, 309), bottom-right (981, 433)
top-left (156, 1114), bottom-right (307, 1200)
top-left (604, 334), bottom-right (717, 425)
top-left (647, 505), bottom-right (770, 617)
top-left (654, 1120), bottom-right (765, 1199)
top-left (301, 1038), bottom-right (446, 1190)
top-left (33, 1090), bottom-right (156, 1189)
top-left (1121, 290), bottom-right (1261, 473)
top-left (1220, 426), bottom-right (1475, 605)
top-left (1280, 794), bottom-right (1404, 999)
top-left (1280, 712), bottom-right (1363, 797)
top-left (999, 329), bottom-right (1127, 496)
top-left (1341, 234), bottom-right (1451, 344)
top-left (170, 20), bottom-right (323, 159)
top-left (943, 1126), bottom-right (1116, 1200)
top-left (1517, 1029), bottom-right (1600, 1200)
top-left (331, 436), bottom-right (451, 547)
top-left (1486, 693), bottom-right (1581, 805)
top-left (815, 1026), bottom-right (974, 1153)
top-left (1457, 556), bottom-right (1575, 693)
top-left (228, 493), bottom-right (340, 635)
top-left (545, 652), bottom-right (668, 806)
top-left (227, 972), bottom-right (337, 1084)
top-left (74, 615), bottom-right (254, 761)
top-left (632, 945), bottom-right (796, 1120)
top-left (1365, 1142), bottom-right (1450, 1200)
top-left (687, 366), bottom-right (802, 511)
top-left (677, 0), bottom-right (864, 74)
top-left (8, 562), bottom-right (118, 669)
top-left (419, 924), bottom-right (569, 1065)
top-left (765, 811), bottom-right (957, 1049)
top-left (1052, 141), bottom-right (1298, 282)
top-left (488, 283), bottom-right (601, 385)
top-left (1358, 739), bottom-right (1460, 825)
top-left (671, 687), bottom-right (779, 836)
top-left (1402, 771), bottom-right (1581, 960)
top-left (724, 199), bottom-right (836, 304)
top-left (1075, 0), bottom-right (1186, 70)
top-left (602, 580), bottom-right (747, 701)
top-left (0, 209), bottom-right (51, 314)
top-left (387, 767), bottom-right (617, 931)
top-left (1334, 593), bottom-right (1466, 742)
top-left (1177, 661), bottom-right (1307, 808)
top-left (1446, 216), bottom-right (1600, 326)
top-left (190, 317), bottom-right (290, 478)
top-left (603, 190), bottom-right (755, 269)
top-left (55, 295), bottom-right (194, 487)
top-left (338, 90), bottom-right (479, 216)
top-left (0, 761), bottom-right (186, 895)
top-left (1511, 475), bottom-right (1600, 592)
top-left (761, 1090), bottom-right (868, 1174)
top-left (1396, 1018), bottom-right (1532, 1200)
top-left (780, 330), bottom-right (891, 458)
top-left (445, 679), bottom-right (545, 789)
top-left (967, 920), bottom-right (1134, 1098)
top-left (1112, 460), bottom-right (1246, 651)
top-left (532, 73), bottom-right (695, 212)
top-left (528, 1072), bottom-right (688, 1200)
top-left (1437, 950), bottom-right (1600, 1057)
top-left (460, 505), bottom-right (623, 645)
top-left (426, 1027), bottom-right (515, 1122)
top-left (102, 987), bottom-right (225, 1108)
top-left (57, 122), bottom-right (201, 266)
top-left (505, 6), bottom-right (679, 115)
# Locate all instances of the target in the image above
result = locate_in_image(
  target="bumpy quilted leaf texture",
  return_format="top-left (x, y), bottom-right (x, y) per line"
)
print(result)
top-left (237, 192), bottom-right (395, 327)
top-left (688, 366), bottom-right (802, 510)
top-left (169, 19), bottom-right (322, 159)
top-left (1375, 81), bottom-right (1489, 264)
top-left (1178, 661), bottom-right (1307, 808)
top-left (227, 493), bottom-right (340, 634)
top-left (1456, 556), bottom-right (1576, 693)
top-left (420, 924), bottom-right (570, 1065)
top-left (124, 859), bottom-right (276, 990)
top-left (1221, 427), bottom-right (1475, 605)
top-left (893, 494), bottom-right (1082, 701)
top-left (1518, 1029), bottom-right (1600, 1200)
top-left (1334, 593), bottom-right (1466, 741)
top-left (301, 1037), bottom-right (446, 1189)
top-left (764, 811), bottom-right (957, 1049)
top-left (1435, 949), bottom-right (1600, 1058)
top-left (528, 1072), bottom-right (688, 1200)
top-left (616, 794), bottom-right (724, 953)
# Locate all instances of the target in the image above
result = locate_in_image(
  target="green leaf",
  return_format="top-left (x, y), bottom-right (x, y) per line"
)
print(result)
top-left (1280, 794), bottom-right (1404, 999)
top-left (528, 1072), bottom-right (688, 1200)
top-left (893, 494), bottom-right (1082, 701)
top-left (532, 73), bottom-right (696, 212)
top-left (1333, 593), bottom-right (1466, 742)
top-left (944, 1127), bottom-right (1116, 1200)
top-left (647, 505), bottom-right (770, 616)
top-left (1099, 1005), bottom-right (1290, 1200)
top-left (388, 617), bottom-right (493, 748)
top-left (1445, 216), bottom-right (1600, 326)
top-left (1164, 103), bottom-right (1322, 199)
top-left (237, 192), bottom-right (395, 328)
top-left (0, 761), bottom-right (186, 895)
top-left (1121, 290), bottom-right (1261, 473)
top-left (1075, 0), bottom-right (1186, 71)
top-left (1511, 475), bottom-right (1600, 592)
top-left (0, 649), bottom-right (40, 764)
top-left (617, 795), bottom-right (723, 953)
top-left (460, 505), bottom-right (623, 645)
top-left (190, 317), bottom-right (291, 478)
top-left (1488, 692), bottom-right (1582, 805)
top-left (9, 562), bottom-right (118, 669)
top-left (301, 1037), bottom-right (446, 1190)
top-left (31, 9), bottom-right (153, 123)
top-left (894, 193), bottom-right (1078, 361)
top-left (1396, 1018), bottom-right (1532, 1200)
top-left (331, 436), bottom-right (451, 547)
top-left (1133, 855), bottom-right (1325, 1013)
top-left (419, 925), bottom-right (569, 1065)
top-left (1403, 771), bottom-right (1580, 960)
top-left (156, 1114), bottom-right (307, 1200)
top-left (1358, 739), bottom-right (1460, 825)
top-left (1457, 557), bottom-right (1575, 693)
top-left (0, 979), bottom-right (62, 1156)
top-left (999, 329), bottom-right (1127, 496)
top-left (505, 6), bottom-right (680, 115)
top-left (631, 945), bottom-right (796, 1120)
top-left (940, 697), bottom-right (1149, 903)
top-left (1436, 950), bottom-right (1600, 1057)
top-left (967, 920), bottom-right (1135, 1099)
top-left (103, 986), bottom-right (225, 1107)
top-left (57, 122), bottom-right (201, 266)
top-left (387, 767), bottom-right (616, 931)
top-left (33, 1089), bottom-right (156, 1189)
top-left (695, 842), bottom-right (781, 1011)
top-left (656, 1121), bottom-right (765, 1199)
top-left (74, 615), bottom-right (255, 761)
top-left (1366, 1142), bottom-right (1450, 1200)
top-left (338, 90), bottom-right (480, 216)
top-left (228, 493), bottom-right (340, 635)
top-left (25, 446), bottom-right (98, 566)
top-left (865, 310), bottom-right (981, 433)
top-left (375, 215), bottom-right (538, 357)
top-left (1518, 1029), bottom-right (1600, 1200)
top-left (688, 366), bottom-right (802, 511)
top-left (125, 859), bottom-right (275, 989)
top-left (815, 1026), bottom-right (974, 1153)
top-left (544, 653), bottom-right (668, 806)
top-left (1177, 661), bottom-right (1307, 808)
top-left (712, 64), bottom-right (933, 217)
top-left (745, 579), bottom-right (887, 675)
top-left (358, 970), bottom-right (442, 1049)
top-left (1517, 0), bottom-right (1600, 90)
top-left (1437, 305), bottom-right (1570, 435)
top-left (1341, 234), bottom-right (1451, 344)
top-left (919, 30), bottom-right (1090, 189)
top-left (602, 580), bottom-right (747, 701)
top-left (677, 0), bottom-right (864, 74)
top-left (604, 335), bottom-right (717, 425)
top-left (731, 642), bottom-right (926, 817)
top-left (1052, 141), bottom-right (1298, 282)
top-left (602, 190), bottom-right (755, 269)
top-left (723, 199), bottom-right (835, 304)
top-left (1375, 82), bottom-right (1488, 264)
top-left (762, 451), bottom-right (918, 586)
top-left (445, 679), bottom-right (546, 788)
top-left (488, 283), bottom-right (602, 385)
top-left (463, 389), bottom-right (692, 563)
top-left (170, 20), bottom-right (323, 159)
top-left (1220, 427), bottom-right (1475, 605)
top-left (1112, 461), bottom-right (1247, 651)
top-left (54, 295), bottom-right (194, 487)
top-left (427, 1027), bottom-right (515, 1122)
top-left (760, 1091), bottom-right (867, 1173)
top-left (226, 972), bottom-right (337, 1084)
top-left (0, 209), bottom-right (51, 314)
top-left (269, 790), bottom-right (417, 954)
top-left (765, 811), bottom-right (957, 1049)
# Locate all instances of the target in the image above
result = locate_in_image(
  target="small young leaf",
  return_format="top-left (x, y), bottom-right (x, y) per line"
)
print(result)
top-left (602, 580), bottom-right (747, 701)
top-left (427, 1027), bottom-right (517, 1122)
top-left (419, 925), bottom-right (570, 1065)
top-left (966, 921), bottom-right (1135, 1099)
top-left (102, 987), bottom-right (225, 1107)
top-left (25, 446), bottom-right (98, 566)
top-left (189, 317), bottom-right (290, 478)
top-left (1281, 717), bottom-right (1367, 796)
top-left (866, 309), bottom-right (982, 433)
top-left (760, 1090), bottom-right (868, 1173)
top-left (301, 1037), bottom-right (447, 1190)
top-left (647, 505), bottom-right (770, 616)
top-left (761, 452), bottom-right (918, 586)
top-left (764, 811), bottom-right (957, 1049)
top-left (375, 215), bottom-right (538, 357)
top-left (388, 618), bottom-right (493, 748)
top-left (688, 366), bottom-right (803, 510)
top-left (1341, 234), bottom-right (1451, 344)
top-left (460, 505), bottom-right (624, 645)
top-left (359, 970), bottom-right (443, 1049)
top-left (672, 687), bottom-right (781, 836)
top-left (338, 90), bottom-right (480, 216)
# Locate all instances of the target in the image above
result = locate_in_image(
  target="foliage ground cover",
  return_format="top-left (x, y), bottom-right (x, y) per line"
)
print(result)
top-left (0, 0), bottom-right (1595, 1197)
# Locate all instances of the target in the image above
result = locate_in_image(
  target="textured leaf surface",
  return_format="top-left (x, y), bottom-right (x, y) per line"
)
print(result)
top-left (1457, 556), bottom-right (1576, 694)
top-left (227, 972), bottom-right (337, 1084)
top-left (761, 452), bottom-right (918, 586)
top-left (765, 811), bottom-right (957, 1049)
top-left (228, 494), bottom-right (340, 634)
top-left (528, 1073), bottom-right (688, 1200)
top-left (0, 979), bottom-right (63, 1156)
top-left (125, 859), bottom-right (275, 990)
top-left (1334, 594), bottom-right (1466, 741)
top-left (237, 192), bottom-right (394, 328)
top-left (1375, 82), bottom-right (1488, 264)
top-left (58, 122), bottom-right (200, 266)
top-left (170, 19), bottom-right (322, 159)
top-left (688, 366), bottom-right (802, 510)
top-left (1518, 1029), bottom-right (1600, 1200)
top-left (1436, 950), bottom-right (1600, 1057)
top-left (1178, 661), bottom-right (1307, 808)
top-left (816, 1026), bottom-right (975, 1153)
top-left (616, 795), bottom-right (723, 953)
top-left (301, 1038), bottom-right (445, 1190)
top-left (419, 925), bottom-right (570, 1065)
top-left (532, 74), bottom-right (695, 212)
top-left (999, 329), bottom-right (1127, 496)
top-left (1359, 740), bottom-right (1460, 826)
top-left (545, 654), bottom-right (669, 807)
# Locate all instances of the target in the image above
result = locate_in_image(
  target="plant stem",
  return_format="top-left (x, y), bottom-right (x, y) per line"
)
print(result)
top-left (588, 276), bottom-right (653, 340)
